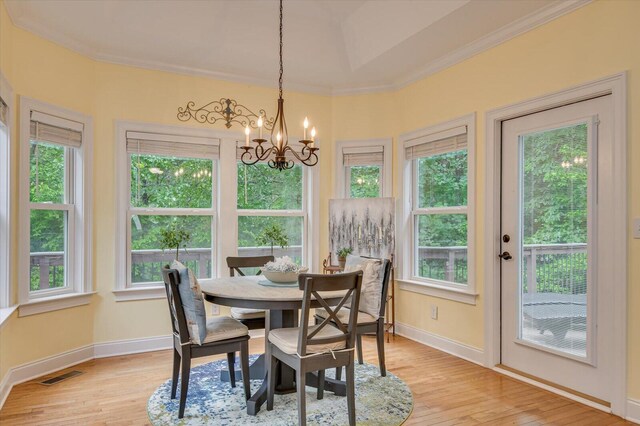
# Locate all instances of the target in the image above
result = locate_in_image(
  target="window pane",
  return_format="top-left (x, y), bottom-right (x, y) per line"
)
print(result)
top-left (130, 154), bottom-right (213, 209)
top-left (238, 216), bottom-right (303, 264)
top-left (417, 150), bottom-right (467, 208)
top-left (416, 214), bottom-right (467, 284)
top-left (520, 123), bottom-right (588, 357)
top-left (131, 215), bottom-right (212, 284)
top-left (30, 209), bottom-right (66, 291)
top-left (30, 141), bottom-right (65, 203)
top-left (237, 163), bottom-right (302, 210)
top-left (349, 165), bottom-right (381, 198)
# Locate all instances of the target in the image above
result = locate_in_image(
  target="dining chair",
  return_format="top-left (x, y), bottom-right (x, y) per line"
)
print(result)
top-left (266, 271), bottom-right (363, 426)
top-left (226, 255), bottom-right (274, 330)
top-left (315, 256), bottom-right (392, 377)
top-left (162, 266), bottom-right (252, 419)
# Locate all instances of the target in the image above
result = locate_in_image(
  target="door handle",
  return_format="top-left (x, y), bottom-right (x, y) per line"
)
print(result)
top-left (498, 251), bottom-right (513, 260)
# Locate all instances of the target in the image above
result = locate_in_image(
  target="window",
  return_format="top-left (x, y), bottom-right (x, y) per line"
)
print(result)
top-left (0, 75), bottom-right (12, 311)
top-left (400, 114), bottom-right (476, 300)
top-left (335, 139), bottom-right (392, 198)
top-left (236, 143), bottom-right (307, 267)
top-left (19, 98), bottom-right (93, 315)
top-left (115, 125), bottom-right (219, 298)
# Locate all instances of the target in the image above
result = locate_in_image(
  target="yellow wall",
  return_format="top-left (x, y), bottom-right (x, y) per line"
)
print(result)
top-left (0, 0), bottom-right (638, 402)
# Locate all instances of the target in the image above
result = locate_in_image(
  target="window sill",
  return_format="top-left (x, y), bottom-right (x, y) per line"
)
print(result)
top-left (397, 279), bottom-right (478, 305)
top-left (19, 292), bottom-right (95, 317)
top-left (0, 305), bottom-right (18, 329)
top-left (113, 286), bottom-right (166, 302)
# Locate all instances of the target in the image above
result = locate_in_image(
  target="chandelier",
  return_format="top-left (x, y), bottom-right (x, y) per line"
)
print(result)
top-left (240, 0), bottom-right (319, 171)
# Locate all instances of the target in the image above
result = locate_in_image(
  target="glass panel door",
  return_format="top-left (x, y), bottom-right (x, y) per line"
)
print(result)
top-left (519, 124), bottom-right (590, 358)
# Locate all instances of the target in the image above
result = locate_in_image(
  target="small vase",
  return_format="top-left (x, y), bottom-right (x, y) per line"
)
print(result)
top-left (338, 257), bottom-right (346, 269)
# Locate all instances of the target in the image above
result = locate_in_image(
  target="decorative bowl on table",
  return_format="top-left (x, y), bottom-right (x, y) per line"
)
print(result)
top-left (261, 256), bottom-right (308, 284)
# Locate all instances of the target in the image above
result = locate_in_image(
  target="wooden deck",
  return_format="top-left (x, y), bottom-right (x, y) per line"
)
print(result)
top-left (0, 335), bottom-right (631, 425)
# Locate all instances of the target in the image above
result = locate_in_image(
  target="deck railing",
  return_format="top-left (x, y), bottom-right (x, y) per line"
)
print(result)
top-left (30, 245), bottom-right (303, 290)
top-left (31, 243), bottom-right (586, 293)
top-left (416, 243), bottom-right (587, 294)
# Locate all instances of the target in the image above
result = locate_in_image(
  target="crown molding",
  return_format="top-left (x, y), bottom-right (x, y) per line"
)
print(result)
top-left (386, 0), bottom-right (593, 93)
top-left (5, 0), bottom-right (591, 97)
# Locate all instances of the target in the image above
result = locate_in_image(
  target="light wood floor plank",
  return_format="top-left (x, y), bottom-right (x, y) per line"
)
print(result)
top-left (0, 335), bottom-right (632, 425)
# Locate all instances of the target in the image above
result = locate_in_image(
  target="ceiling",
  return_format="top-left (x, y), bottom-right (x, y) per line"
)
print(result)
top-left (4, 0), bottom-right (588, 95)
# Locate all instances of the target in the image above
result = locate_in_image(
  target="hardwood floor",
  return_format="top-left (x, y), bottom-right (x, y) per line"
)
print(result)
top-left (0, 335), bottom-right (631, 425)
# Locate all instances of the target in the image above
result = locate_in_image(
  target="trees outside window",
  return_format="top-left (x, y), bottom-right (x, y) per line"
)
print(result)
top-left (237, 162), bottom-right (305, 264)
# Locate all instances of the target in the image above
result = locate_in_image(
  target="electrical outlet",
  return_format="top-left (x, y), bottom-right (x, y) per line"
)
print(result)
top-left (431, 305), bottom-right (438, 320)
top-left (210, 304), bottom-right (220, 316)
top-left (634, 218), bottom-right (640, 239)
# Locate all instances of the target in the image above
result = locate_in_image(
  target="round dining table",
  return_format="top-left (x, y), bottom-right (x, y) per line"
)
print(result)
top-left (199, 275), bottom-right (348, 416)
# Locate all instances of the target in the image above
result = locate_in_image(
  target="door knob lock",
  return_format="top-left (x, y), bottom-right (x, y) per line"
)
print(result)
top-left (498, 251), bottom-right (513, 260)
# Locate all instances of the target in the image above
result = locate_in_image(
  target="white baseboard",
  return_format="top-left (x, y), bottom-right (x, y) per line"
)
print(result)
top-left (395, 321), bottom-right (484, 365)
top-left (628, 398), bottom-right (640, 424)
top-left (94, 335), bottom-right (172, 358)
top-left (0, 344), bottom-right (94, 409)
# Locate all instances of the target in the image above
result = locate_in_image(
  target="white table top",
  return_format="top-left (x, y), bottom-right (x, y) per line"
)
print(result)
top-left (200, 275), bottom-right (347, 310)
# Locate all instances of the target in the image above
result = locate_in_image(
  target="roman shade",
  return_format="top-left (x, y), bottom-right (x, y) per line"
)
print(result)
top-left (342, 145), bottom-right (384, 166)
top-left (30, 110), bottom-right (83, 148)
top-left (405, 125), bottom-right (467, 160)
top-left (126, 131), bottom-right (220, 158)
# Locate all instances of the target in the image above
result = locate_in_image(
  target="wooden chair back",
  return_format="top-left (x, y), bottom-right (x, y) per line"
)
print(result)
top-left (376, 258), bottom-right (393, 319)
top-left (297, 272), bottom-right (363, 357)
top-left (226, 255), bottom-right (275, 277)
top-left (161, 266), bottom-right (191, 346)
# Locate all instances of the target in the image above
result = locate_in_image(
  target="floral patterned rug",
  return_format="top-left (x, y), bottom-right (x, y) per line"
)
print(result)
top-left (147, 355), bottom-right (413, 425)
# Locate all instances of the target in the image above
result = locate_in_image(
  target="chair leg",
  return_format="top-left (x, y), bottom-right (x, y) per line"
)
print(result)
top-left (377, 320), bottom-right (387, 377)
top-left (317, 370), bottom-right (325, 400)
top-left (171, 348), bottom-right (180, 399)
top-left (267, 349), bottom-right (278, 411)
top-left (346, 357), bottom-right (356, 426)
top-left (296, 368), bottom-right (307, 426)
top-left (240, 341), bottom-right (251, 400)
top-left (227, 352), bottom-right (236, 388)
top-left (335, 366), bottom-right (342, 381)
top-left (178, 351), bottom-right (191, 419)
top-left (356, 333), bottom-right (364, 364)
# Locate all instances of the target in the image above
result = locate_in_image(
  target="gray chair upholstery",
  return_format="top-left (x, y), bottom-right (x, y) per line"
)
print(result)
top-left (162, 266), bottom-right (251, 419)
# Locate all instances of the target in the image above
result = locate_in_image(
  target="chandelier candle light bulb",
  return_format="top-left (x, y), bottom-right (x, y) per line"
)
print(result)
top-left (245, 125), bottom-right (250, 146)
top-left (239, 0), bottom-right (319, 170)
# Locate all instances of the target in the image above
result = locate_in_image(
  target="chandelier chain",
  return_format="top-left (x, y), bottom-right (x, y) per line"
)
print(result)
top-left (279, 0), bottom-right (283, 99)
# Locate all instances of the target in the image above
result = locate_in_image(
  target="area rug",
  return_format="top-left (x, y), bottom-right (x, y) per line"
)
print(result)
top-left (147, 355), bottom-right (413, 425)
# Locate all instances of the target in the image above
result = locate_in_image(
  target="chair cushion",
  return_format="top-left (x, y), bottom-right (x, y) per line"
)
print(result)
top-left (231, 307), bottom-right (266, 320)
top-left (268, 324), bottom-right (346, 355)
top-left (172, 260), bottom-right (207, 345)
top-left (343, 255), bottom-right (384, 319)
top-left (200, 316), bottom-right (249, 344)
top-left (315, 307), bottom-right (377, 325)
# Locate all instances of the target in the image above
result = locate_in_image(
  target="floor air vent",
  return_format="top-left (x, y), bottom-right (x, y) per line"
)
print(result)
top-left (39, 370), bottom-right (84, 386)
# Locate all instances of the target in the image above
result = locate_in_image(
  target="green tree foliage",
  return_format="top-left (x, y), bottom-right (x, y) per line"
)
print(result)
top-left (349, 166), bottom-right (381, 198)
top-left (256, 224), bottom-right (289, 255)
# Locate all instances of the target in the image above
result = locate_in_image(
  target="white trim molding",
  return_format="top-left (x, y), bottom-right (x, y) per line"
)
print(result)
top-left (627, 399), bottom-right (640, 424)
top-left (0, 72), bottom-right (14, 310)
top-left (334, 138), bottom-right (393, 199)
top-left (395, 321), bottom-right (484, 366)
top-left (18, 97), bottom-right (94, 316)
top-left (483, 72), bottom-right (628, 417)
top-left (397, 113), bottom-right (477, 301)
top-left (397, 279), bottom-right (477, 305)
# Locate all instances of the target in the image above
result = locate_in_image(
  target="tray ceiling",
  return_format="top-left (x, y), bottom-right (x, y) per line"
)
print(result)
top-left (4, 0), bottom-right (588, 94)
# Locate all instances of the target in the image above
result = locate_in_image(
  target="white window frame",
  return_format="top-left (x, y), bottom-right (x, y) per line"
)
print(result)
top-left (18, 97), bottom-right (93, 316)
top-left (335, 138), bottom-right (392, 199)
top-left (397, 113), bottom-right (477, 305)
top-left (114, 121), bottom-right (220, 301)
top-left (0, 73), bottom-right (15, 323)
top-left (231, 139), bottom-right (318, 272)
